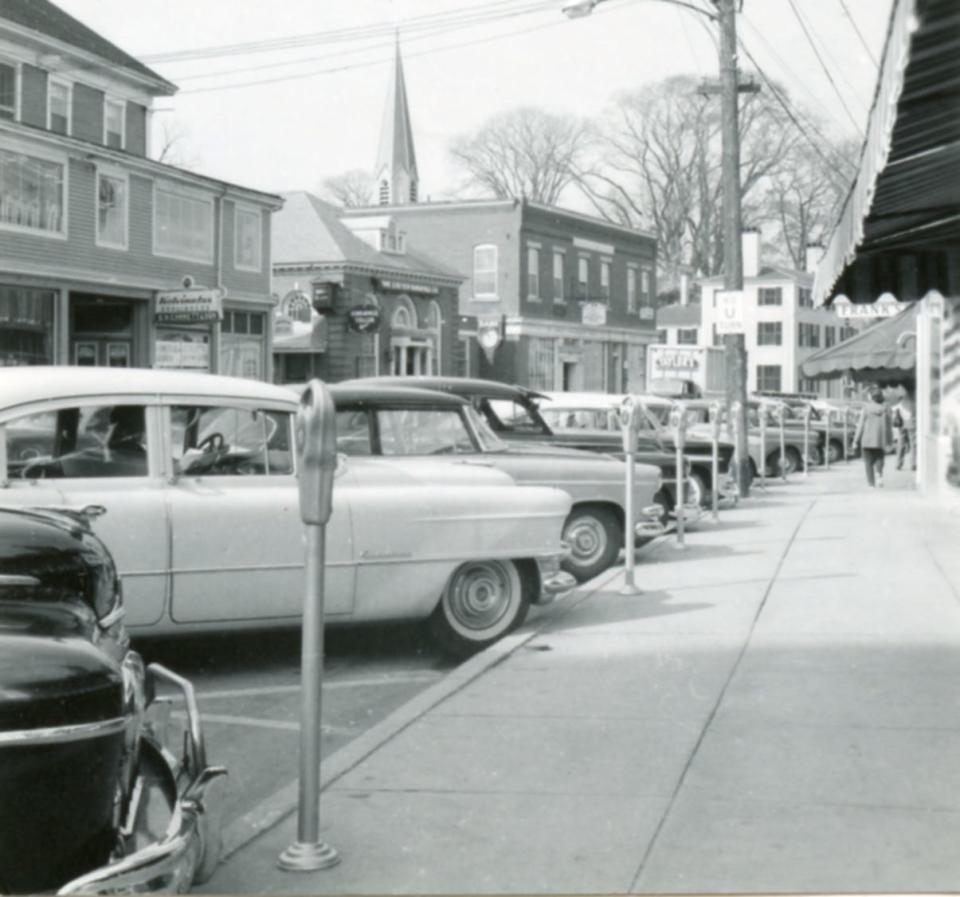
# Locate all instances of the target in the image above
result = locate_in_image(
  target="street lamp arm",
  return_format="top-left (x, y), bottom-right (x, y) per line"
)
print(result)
top-left (561, 0), bottom-right (717, 22)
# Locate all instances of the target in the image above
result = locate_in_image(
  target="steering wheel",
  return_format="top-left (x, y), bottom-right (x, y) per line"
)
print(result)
top-left (21, 458), bottom-right (62, 479)
top-left (197, 433), bottom-right (225, 452)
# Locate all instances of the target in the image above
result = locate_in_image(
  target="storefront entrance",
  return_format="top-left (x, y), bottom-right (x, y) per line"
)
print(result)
top-left (391, 339), bottom-right (434, 376)
top-left (71, 295), bottom-right (136, 367)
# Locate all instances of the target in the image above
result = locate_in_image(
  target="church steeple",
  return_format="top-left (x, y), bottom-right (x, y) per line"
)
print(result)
top-left (375, 37), bottom-right (419, 205)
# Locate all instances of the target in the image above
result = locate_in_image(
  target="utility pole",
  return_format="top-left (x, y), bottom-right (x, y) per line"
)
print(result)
top-left (714, 0), bottom-right (752, 497)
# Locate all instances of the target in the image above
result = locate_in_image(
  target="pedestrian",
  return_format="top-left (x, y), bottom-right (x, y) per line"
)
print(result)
top-left (853, 387), bottom-right (894, 487)
top-left (892, 387), bottom-right (917, 470)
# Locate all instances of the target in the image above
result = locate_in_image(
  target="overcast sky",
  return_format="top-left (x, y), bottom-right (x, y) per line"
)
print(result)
top-left (54, 0), bottom-right (893, 200)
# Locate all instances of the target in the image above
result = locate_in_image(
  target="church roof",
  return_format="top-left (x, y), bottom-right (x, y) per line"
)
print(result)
top-left (375, 41), bottom-right (418, 180)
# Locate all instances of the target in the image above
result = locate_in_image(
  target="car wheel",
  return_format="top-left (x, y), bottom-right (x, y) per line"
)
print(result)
top-left (828, 439), bottom-right (844, 463)
top-left (562, 506), bottom-right (622, 583)
top-left (684, 472), bottom-right (706, 507)
top-left (768, 446), bottom-right (801, 476)
top-left (429, 559), bottom-right (528, 657)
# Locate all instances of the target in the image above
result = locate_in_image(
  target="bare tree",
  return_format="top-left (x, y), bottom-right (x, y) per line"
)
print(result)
top-left (320, 169), bottom-right (376, 208)
top-left (449, 107), bottom-right (593, 205)
top-left (154, 119), bottom-right (200, 170)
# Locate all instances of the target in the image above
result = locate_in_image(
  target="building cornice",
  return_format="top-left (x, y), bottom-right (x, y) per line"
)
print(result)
top-left (503, 316), bottom-right (656, 345)
top-left (273, 260), bottom-right (462, 287)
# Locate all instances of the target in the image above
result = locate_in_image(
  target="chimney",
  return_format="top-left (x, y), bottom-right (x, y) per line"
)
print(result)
top-left (805, 242), bottom-right (823, 274)
top-left (742, 229), bottom-right (760, 278)
top-left (679, 273), bottom-right (689, 306)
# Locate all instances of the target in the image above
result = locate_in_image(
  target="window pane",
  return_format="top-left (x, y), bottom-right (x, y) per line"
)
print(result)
top-left (105, 101), bottom-right (124, 148)
top-left (236, 207), bottom-right (262, 270)
top-left (335, 409), bottom-right (372, 456)
top-left (377, 409), bottom-right (475, 455)
top-left (98, 174), bottom-right (126, 247)
top-left (474, 246), bottom-right (497, 297)
top-left (527, 247), bottom-right (539, 298)
top-left (172, 405), bottom-right (286, 476)
top-left (0, 63), bottom-right (15, 119)
top-left (155, 185), bottom-right (213, 261)
top-left (49, 83), bottom-right (69, 134)
top-left (0, 286), bottom-right (54, 365)
top-left (0, 148), bottom-right (65, 233)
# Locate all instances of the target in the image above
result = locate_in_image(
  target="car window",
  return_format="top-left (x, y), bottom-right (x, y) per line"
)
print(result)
top-left (541, 408), bottom-right (617, 431)
top-left (376, 408), bottom-right (476, 455)
top-left (483, 399), bottom-right (544, 433)
top-left (464, 406), bottom-right (507, 452)
top-left (5, 405), bottom-right (148, 479)
top-left (171, 406), bottom-right (293, 476)
top-left (335, 409), bottom-right (372, 456)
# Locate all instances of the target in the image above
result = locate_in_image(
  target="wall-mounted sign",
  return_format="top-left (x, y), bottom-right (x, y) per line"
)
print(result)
top-left (477, 315), bottom-right (503, 362)
top-left (581, 302), bottom-right (607, 326)
top-left (154, 328), bottom-right (211, 371)
top-left (311, 283), bottom-right (336, 312)
top-left (347, 302), bottom-right (383, 333)
top-left (378, 280), bottom-right (440, 295)
top-left (155, 287), bottom-right (224, 324)
top-left (651, 347), bottom-right (701, 372)
top-left (833, 293), bottom-right (909, 318)
top-left (715, 289), bottom-right (745, 334)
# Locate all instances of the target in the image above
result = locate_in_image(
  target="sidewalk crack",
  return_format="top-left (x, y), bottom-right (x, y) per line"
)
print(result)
top-left (628, 498), bottom-right (818, 893)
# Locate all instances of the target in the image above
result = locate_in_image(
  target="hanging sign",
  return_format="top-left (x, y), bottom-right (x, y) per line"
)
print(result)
top-left (833, 293), bottom-right (908, 319)
top-left (347, 302), bottom-right (382, 333)
top-left (155, 287), bottom-right (224, 324)
top-left (715, 289), bottom-right (744, 334)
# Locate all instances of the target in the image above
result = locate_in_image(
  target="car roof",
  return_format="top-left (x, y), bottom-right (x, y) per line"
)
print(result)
top-left (345, 376), bottom-right (546, 402)
top-left (328, 383), bottom-right (468, 408)
top-left (0, 367), bottom-right (298, 409)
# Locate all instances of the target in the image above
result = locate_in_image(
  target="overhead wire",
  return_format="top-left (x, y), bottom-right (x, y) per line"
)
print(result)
top-left (837, 0), bottom-right (879, 67)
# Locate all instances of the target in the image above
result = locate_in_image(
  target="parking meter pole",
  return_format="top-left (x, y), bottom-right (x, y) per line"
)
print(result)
top-left (803, 409), bottom-right (810, 478)
top-left (709, 402), bottom-right (720, 523)
top-left (618, 399), bottom-right (640, 596)
top-left (671, 403), bottom-right (686, 550)
top-left (843, 411), bottom-right (850, 462)
top-left (778, 407), bottom-right (787, 482)
top-left (758, 409), bottom-right (767, 491)
top-left (825, 411), bottom-right (832, 471)
top-left (279, 380), bottom-right (340, 873)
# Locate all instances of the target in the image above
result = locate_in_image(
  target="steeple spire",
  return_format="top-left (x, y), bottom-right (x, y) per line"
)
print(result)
top-left (375, 37), bottom-right (419, 205)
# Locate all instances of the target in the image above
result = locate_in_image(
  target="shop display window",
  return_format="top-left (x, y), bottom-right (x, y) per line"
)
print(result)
top-left (0, 286), bottom-right (54, 365)
top-left (0, 148), bottom-right (65, 234)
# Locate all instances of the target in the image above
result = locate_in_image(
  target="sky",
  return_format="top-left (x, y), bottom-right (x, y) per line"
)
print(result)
top-left (54, 0), bottom-right (895, 201)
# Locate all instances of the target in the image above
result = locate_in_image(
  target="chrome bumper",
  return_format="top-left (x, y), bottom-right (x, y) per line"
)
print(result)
top-left (535, 547), bottom-right (577, 604)
top-left (635, 503), bottom-right (670, 538)
top-left (58, 664), bottom-right (226, 895)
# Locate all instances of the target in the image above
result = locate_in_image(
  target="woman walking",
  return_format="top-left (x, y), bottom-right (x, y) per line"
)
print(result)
top-left (853, 388), bottom-right (894, 487)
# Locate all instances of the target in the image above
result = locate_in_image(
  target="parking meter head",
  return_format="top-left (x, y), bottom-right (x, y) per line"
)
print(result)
top-left (296, 380), bottom-right (338, 525)
top-left (619, 397), bottom-right (639, 454)
top-left (669, 402), bottom-right (687, 437)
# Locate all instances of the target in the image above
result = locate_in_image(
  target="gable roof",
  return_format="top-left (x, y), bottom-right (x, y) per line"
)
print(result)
top-left (0, 0), bottom-right (176, 94)
top-left (273, 192), bottom-right (461, 283)
top-left (656, 303), bottom-right (701, 327)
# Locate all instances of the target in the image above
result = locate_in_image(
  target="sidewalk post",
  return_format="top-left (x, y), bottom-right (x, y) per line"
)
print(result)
top-left (776, 403), bottom-right (787, 481)
top-left (279, 380), bottom-right (340, 873)
top-left (825, 408), bottom-right (832, 470)
top-left (842, 409), bottom-right (850, 461)
top-left (758, 403), bottom-right (767, 490)
top-left (670, 402), bottom-right (687, 550)
top-left (801, 404), bottom-right (811, 478)
top-left (618, 397), bottom-right (641, 596)
top-left (709, 400), bottom-right (721, 523)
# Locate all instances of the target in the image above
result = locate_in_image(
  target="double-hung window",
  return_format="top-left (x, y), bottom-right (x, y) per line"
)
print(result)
top-left (757, 321), bottom-right (782, 346)
top-left (552, 251), bottom-right (564, 302)
top-left (527, 246), bottom-right (540, 300)
top-left (640, 268), bottom-right (652, 305)
top-left (627, 268), bottom-right (637, 312)
top-left (600, 261), bottom-right (611, 302)
top-left (758, 287), bottom-right (782, 306)
top-left (677, 328), bottom-right (698, 345)
top-left (0, 61), bottom-right (16, 120)
top-left (235, 205), bottom-right (262, 271)
top-left (48, 81), bottom-right (70, 135)
top-left (798, 323), bottom-right (821, 348)
top-left (96, 169), bottom-right (127, 249)
top-left (473, 245), bottom-right (498, 300)
top-left (154, 183), bottom-right (214, 262)
top-left (756, 365), bottom-right (782, 392)
top-left (577, 257), bottom-right (589, 301)
top-left (104, 99), bottom-right (125, 149)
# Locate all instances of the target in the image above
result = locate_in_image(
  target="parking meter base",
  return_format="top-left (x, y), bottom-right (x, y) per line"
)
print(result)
top-left (278, 840), bottom-right (341, 872)
top-left (619, 581), bottom-right (642, 596)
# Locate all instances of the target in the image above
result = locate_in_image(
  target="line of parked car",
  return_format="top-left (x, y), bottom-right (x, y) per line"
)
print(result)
top-left (0, 367), bottom-right (861, 893)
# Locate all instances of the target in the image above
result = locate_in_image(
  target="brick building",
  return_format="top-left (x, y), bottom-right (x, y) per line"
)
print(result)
top-left (0, 0), bottom-right (282, 378)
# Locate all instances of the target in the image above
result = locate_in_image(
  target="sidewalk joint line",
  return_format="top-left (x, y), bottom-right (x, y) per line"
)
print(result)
top-left (926, 542), bottom-right (960, 605)
top-left (628, 498), bottom-right (818, 892)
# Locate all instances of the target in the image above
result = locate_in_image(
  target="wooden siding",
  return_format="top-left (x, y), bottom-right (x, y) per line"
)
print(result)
top-left (125, 102), bottom-right (147, 156)
top-left (19, 64), bottom-right (46, 128)
top-left (72, 83), bottom-right (104, 144)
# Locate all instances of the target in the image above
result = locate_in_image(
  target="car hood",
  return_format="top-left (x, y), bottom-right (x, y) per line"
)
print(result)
top-left (494, 441), bottom-right (622, 461)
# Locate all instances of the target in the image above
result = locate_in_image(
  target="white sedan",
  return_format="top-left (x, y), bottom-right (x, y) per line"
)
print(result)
top-left (0, 368), bottom-right (573, 656)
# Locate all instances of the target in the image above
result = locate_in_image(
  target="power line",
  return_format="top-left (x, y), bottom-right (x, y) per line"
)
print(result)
top-left (837, 0), bottom-right (879, 67)
top-left (784, 0), bottom-right (863, 135)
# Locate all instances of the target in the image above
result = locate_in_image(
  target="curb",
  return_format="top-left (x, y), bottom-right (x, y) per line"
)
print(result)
top-left (219, 565), bottom-right (623, 860)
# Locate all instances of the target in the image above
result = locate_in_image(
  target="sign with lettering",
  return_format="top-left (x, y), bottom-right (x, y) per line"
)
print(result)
top-left (379, 280), bottom-right (439, 295)
top-left (581, 302), bottom-right (607, 326)
top-left (155, 287), bottom-right (223, 324)
top-left (833, 293), bottom-right (908, 318)
top-left (154, 329), bottom-right (211, 371)
top-left (347, 303), bottom-right (383, 333)
top-left (311, 283), bottom-right (335, 311)
top-left (652, 349), bottom-right (701, 372)
top-left (715, 289), bottom-right (744, 334)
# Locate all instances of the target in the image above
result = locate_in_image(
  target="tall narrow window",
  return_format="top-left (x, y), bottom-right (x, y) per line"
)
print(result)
top-left (640, 268), bottom-right (652, 305)
top-left (757, 321), bottom-right (782, 346)
top-left (756, 365), bottom-right (782, 392)
top-left (48, 81), bottom-right (70, 135)
top-left (527, 247), bottom-right (540, 300)
top-left (600, 261), bottom-right (611, 302)
top-left (104, 99), bottom-right (125, 148)
top-left (577, 257), bottom-right (589, 301)
top-left (627, 268), bottom-right (637, 312)
top-left (97, 171), bottom-right (127, 249)
top-left (0, 62), bottom-right (16, 120)
top-left (473, 245), bottom-right (498, 299)
top-left (234, 206), bottom-right (262, 271)
top-left (553, 252), bottom-right (564, 302)
top-left (0, 147), bottom-right (65, 235)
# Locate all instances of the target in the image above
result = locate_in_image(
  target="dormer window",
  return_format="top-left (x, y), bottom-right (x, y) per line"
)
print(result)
top-left (0, 61), bottom-right (16, 120)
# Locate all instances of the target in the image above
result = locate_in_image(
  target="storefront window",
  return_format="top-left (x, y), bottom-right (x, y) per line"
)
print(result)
top-left (0, 147), bottom-right (64, 235)
top-left (221, 309), bottom-right (265, 379)
top-left (0, 286), bottom-right (54, 365)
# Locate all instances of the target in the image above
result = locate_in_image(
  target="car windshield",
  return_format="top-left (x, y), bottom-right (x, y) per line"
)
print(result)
top-left (376, 408), bottom-right (478, 455)
top-left (482, 398), bottom-right (546, 434)
top-left (465, 405), bottom-right (508, 452)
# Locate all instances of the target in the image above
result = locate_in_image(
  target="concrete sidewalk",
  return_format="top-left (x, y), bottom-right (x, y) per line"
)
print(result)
top-left (203, 461), bottom-right (960, 895)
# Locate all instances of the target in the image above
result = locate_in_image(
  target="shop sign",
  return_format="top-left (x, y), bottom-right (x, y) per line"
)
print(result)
top-left (311, 283), bottom-right (336, 311)
top-left (155, 287), bottom-right (224, 324)
top-left (379, 280), bottom-right (439, 295)
top-left (154, 329), bottom-right (211, 371)
top-left (652, 348), bottom-right (700, 372)
top-left (581, 302), bottom-right (607, 326)
top-left (833, 293), bottom-right (908, 318)
top-left (347, 302), bottom-right (383, 333)
top-left (715, 289), bottom-right (744, 334)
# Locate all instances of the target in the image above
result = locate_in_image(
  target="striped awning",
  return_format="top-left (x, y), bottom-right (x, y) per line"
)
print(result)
top-left (814, 0), bottom-right (960, 305)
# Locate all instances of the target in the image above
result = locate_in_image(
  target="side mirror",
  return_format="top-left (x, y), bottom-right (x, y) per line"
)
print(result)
top-left (296, 380), bottom-right (338, 525)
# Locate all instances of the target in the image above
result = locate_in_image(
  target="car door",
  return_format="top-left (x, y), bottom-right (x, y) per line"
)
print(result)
top-left (0, 400), bottom-right (169, 628)
top-left (162, 400), bottom-right (355, 625)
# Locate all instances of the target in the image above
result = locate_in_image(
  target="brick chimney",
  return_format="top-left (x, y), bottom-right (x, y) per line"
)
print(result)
top-left (742, 229), bottom-right (760, 278)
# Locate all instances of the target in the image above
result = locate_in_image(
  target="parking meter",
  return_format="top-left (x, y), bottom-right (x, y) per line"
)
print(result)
top-left (825, 407), bottom-right (833, 470)
top-left (800, 404), bottom-right (812, 477)
top-left (617, 398), bottom-right (641, 595)
top-left (670, 403), bottom-right (687, 549)
top-left (773, 403), bottom-right (787, 481)
top-left (279, 379), bottom-right (340, 873)
top-left (757, 402), bottom-right (767, 490)
top-left (709, 401), bottom-right (721, 522)
top-left (842, 407), bottom-right (850, 462)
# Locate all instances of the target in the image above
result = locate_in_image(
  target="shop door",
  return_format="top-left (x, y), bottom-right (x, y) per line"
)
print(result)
top-left (71, 297), bottom-right (134, 367)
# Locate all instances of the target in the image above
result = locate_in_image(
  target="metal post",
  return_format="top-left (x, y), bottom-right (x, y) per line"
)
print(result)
top-left (825, 409), bottom-right (832, 471)
top-left (279, 381), bottom-right (340, 873)
top-left (671, 403), bottom-right (687, 550)
top-left (778, 404), bottom-right (787, 481)
top-left (842, 409), bottom-right (850, 461)
top-left (710, 401), bottom-right (720, 523)
top-left (758, 404), bottom-right (767, 490)
top-left (802, 406), bottom-right (811, 478)
top-left (618, 398), bottom-right (641, 596)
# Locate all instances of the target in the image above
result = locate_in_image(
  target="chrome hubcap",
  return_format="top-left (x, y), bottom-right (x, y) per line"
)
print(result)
top-left (447, 562), bottom-right (512, 631)
top-left (565, 517), bottom-right (606, 566)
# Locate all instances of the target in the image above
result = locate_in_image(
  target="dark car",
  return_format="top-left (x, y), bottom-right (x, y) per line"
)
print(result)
top-left (0, 505), bottom-right (224, 895)
top-left (347, 376), bottom-right (729, 508)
